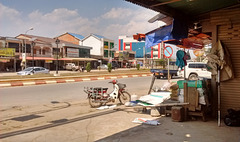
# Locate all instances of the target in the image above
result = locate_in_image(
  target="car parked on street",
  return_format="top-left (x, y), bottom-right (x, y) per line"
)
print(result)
top-left (17, 67), bottom-right (50, 75)
top-left (63, 63), bottom-right (79, 71)
top-left (177, 62), bottom-right (211, 80)
top-left (97, 64), bottom-right (108, 70)
top-left (111, 62), bottom-right (119, 69)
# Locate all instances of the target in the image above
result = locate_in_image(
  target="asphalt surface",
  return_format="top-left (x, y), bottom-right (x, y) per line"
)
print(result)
top-left (0, 69), bottom-right (152, 88)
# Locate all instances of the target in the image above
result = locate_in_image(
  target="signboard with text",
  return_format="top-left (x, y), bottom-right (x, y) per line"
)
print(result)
top-left (67, 48), bottom-right (79, 58)
top-left (0, 48), bottom-right (15, 57)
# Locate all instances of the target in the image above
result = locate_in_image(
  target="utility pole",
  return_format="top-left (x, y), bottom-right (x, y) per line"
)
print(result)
top-left (55, 38), bottom-right (60, 74)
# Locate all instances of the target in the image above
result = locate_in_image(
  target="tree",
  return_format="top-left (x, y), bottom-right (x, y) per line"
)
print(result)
top-left (107, 63), bottom-right (112, 72)
top-left (86, 62), bottom-right (91, 72)
top-left (158, 59), bottom-right (167, 68)
top-left (136, 64), bottom-right (140, 70)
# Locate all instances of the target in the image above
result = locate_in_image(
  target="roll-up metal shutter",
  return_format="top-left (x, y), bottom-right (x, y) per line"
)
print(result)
top-left (211, 7), bottom-right (240, 116)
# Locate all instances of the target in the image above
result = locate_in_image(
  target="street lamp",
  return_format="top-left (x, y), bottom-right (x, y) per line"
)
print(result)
top-left (55, 38), bottom-right (60, 74)
top-left (30, 38), bottom-right (37, 67)
top-left (24, 27), bottom-right (34, 69)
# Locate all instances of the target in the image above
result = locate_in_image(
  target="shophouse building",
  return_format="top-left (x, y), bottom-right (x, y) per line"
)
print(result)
top-left (0, 34), bottom-right (93, 71)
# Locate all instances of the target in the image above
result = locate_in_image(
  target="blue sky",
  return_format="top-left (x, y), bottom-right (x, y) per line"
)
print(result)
top-left (0, 0), bottom-right (159, 43)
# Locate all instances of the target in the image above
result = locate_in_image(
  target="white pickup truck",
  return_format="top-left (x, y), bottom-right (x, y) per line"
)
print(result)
top-left (64, 63), bottom-right (80, 71)
top-left (177, 62), bottom-right (211, 80)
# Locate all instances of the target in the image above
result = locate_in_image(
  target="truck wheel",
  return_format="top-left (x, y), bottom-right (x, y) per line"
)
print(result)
top-left (188, 73), bottom-right (198, 80)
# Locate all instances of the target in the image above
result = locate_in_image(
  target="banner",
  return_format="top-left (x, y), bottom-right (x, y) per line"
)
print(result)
top-left (0, 48), bottom-right (15, 57)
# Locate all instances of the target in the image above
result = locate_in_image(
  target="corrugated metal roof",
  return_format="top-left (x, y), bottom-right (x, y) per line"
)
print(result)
top-left (125, 0), bottom-right (240, 19)
top-left (15, 34), bottom-right (88, 49)
top-left (92, 34), bottom-right (105, 39)
top-left (68, 32), bottom-right (85, 40)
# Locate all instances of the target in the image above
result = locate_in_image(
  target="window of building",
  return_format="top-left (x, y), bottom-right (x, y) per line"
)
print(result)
top-left (110, 42), bottom-right (114, 49)
top-left (42, 49), bottom-right (45, 55)
top-left (104, 50), bottom-right (108, 58)
top-left (79, 48), bottom-right (90, 58)
top-left (9, 42), bottom-right (20, 52)
top-left (104, 41), bottom-right (108, 49)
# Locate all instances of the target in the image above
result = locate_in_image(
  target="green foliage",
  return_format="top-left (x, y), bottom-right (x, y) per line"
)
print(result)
top-left (86, 62), bottom-right (91, 72)
top-left (136, 64), bottom-right (140, 70)
top-left (107, 63), bottom-right (112, 72)
top-left (157, 59), bottom-right (167, 69)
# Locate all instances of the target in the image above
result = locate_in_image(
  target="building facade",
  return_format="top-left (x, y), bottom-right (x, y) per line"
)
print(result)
top-left (82, 34), bottom-right (115, 66)
top-left (0, 34), bottom-right (93, 72)
top-left (58, 32), bottom-right (85, 45)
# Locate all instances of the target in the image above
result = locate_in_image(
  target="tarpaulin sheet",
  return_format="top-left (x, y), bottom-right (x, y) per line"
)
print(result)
top-left (145, 19), bottom-right (188, 49)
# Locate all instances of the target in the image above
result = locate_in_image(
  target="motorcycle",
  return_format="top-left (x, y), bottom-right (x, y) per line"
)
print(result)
top-left (84, 80), bottom-right (131, 107)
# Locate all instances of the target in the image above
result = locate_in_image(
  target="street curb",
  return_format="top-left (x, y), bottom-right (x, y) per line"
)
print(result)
top-left (0, 73), bottom-right (152, 88)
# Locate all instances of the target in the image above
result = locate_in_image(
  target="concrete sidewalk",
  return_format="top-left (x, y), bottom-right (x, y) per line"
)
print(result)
top-left (0, 101), bottom-right (239, 142)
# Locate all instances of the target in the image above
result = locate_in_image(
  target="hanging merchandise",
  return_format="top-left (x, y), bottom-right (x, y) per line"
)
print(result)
top-left (176, 50), bottom-right (186, 69)
top-left (193, 49), bottom-right (204, 57)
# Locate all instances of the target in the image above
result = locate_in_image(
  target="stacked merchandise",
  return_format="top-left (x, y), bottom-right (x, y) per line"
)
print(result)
top-left (170, 83), bottom-right (179, 100)
top-left (177, 80), bottom-right (207, 105)
top-left (138, 91), bottom-right (171, 106)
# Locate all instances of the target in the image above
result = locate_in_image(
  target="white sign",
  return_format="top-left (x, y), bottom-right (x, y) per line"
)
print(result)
top-left (22, 53), bottom-right (26, 62)
top-left (67, 48), bottom-right (79, 57)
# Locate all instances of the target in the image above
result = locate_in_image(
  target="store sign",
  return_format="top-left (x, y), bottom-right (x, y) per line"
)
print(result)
top-left (119, 51), bottom-right (129, 61)
top-left (67, 48), bottom-right (79, 58)
top-left (22, 53), bottom-right (26, 62)
top-left (0, 48), bottom-right (15, 57)
top-left (45, 60), bottom-right (53, 63)
top-left (0, 59), bottom-right (10, 62)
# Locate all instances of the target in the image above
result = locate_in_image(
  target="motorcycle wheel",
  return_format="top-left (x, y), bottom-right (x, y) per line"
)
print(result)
top-left (119, 91), bottom-right (131, 105)
top-left (88, 97), bottom-right (102, 108)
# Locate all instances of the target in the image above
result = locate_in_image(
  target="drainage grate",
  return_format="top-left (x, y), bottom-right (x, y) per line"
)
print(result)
top-left (11, 114), bottom-right (43, 122)
top-left (51, 119), bottom-right (68, 124)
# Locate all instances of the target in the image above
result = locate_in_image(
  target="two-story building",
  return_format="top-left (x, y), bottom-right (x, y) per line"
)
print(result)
top-left (0, 34), bottom-right (94, 71)
top-left (0, 37), bottom-right (21, 71)
top-left (82, 34), bottom-right (115, 67)
top-left (57, 32), bottom-right (85, 45)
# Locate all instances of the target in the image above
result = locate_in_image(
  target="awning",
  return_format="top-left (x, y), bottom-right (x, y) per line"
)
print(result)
top-left (20, 57), bottom-right (97, 61)
top-left (20, 57), bottom-right (55, 60)
top-left (61, 58), bottom-right (97, 61)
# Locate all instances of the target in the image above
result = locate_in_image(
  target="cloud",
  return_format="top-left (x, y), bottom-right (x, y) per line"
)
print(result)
top-left (0, 3), bottom-right (25, 36)
top-left (0, 2), bottom-right (158, 43)
top-left (102, 8), bottom-right (134, 19)
top-left (0, 3), bottom-right (20, 19)
top-left (101, 7), bottom-right (158, 41)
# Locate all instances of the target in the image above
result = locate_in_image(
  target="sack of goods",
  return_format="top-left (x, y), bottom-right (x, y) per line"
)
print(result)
top-left (170, 83), bottom-right (179, 100)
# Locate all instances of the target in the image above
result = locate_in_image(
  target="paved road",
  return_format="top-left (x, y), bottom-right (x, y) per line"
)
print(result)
top-left (1, 77), bottom-right (239, 142)
top-left (0, 76), bottom-right (179, 109)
